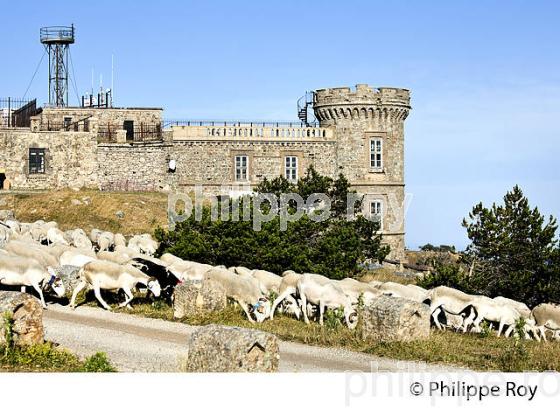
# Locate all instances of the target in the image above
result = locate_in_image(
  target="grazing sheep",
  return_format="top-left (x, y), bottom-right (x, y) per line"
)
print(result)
top-left (269, 270), bottom-right (302, 320)
top-left (70, 259), bottom-right (161, 310)
top-left (114, 233), bottom-right (127, 248)
top-left (338, 277), bottom-right (382, 305)
top-left (97, 231), bottom-right (115, 252)
top-left (46, 227), bottom-right (70, 246)
top-left (297, 273), bottom-right (358, 329)
top-left (531, 303), bottom-right (560, 341)
top-left (59, 249), bottom-right (97, 267)
top-left (127, 234), bottom-right (158, 256)
top-left (494, 296), bottom-right (538, 339)
top-left (0, 254), bottom-right (65, 308)
top-left (465, 296), bottom-right (521, 337)
top-left (204, 267), bottom-right (270, 322)
top-left (230, 266), bottom-right (254, 278)
top-left (378, 281), bottom-right (428, 303)
top-left (161, 255), bottom-right (213, 281)
top-left (426, 286), bottom-right (477, 331)
top-left (3, 240), bottom-right (59, 268)
top-left (89, 228), bottom-right (103, 244)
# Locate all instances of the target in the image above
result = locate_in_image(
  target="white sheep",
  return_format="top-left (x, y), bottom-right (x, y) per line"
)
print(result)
top-left (531, 303), bottom-right (560, 341)
top-left (46, 227), bottom-right (70, 246)
top-left (297, 273), bottom-right (358, 329)
top-left (338, 277), bottom-right (382, 305)
top-left (204, 267), bottom-right (270, 322)
top-left (0, 254), bottom-right (65, 308)
top-left (59, 249), bottom-right (97, 267)
top-left (269, 270), bottom-right (302, 320)
top-left (114, 233), bottom-right (127, 248)
top-left (97, 231), bottom-right (115, 252)
top-left (70, 259), bottom-right (161, 310)
top-left (378, 281), bottom-right (428, 303)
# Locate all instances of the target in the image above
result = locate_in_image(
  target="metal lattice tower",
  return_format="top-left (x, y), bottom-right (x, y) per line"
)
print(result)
top-left (40, 25), bottom-right (75, 107)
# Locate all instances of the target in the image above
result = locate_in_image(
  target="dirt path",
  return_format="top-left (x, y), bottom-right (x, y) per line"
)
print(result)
top-left (43, 305), bottom-right (456, 372)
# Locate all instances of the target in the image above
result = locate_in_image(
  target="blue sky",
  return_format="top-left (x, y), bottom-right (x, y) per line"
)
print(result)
top-left (2, 0), bottom-right (559, 250)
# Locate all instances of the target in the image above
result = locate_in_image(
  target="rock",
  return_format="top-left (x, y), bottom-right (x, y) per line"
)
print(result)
top-left (70, 199), bottom-right (82, 206)
top-left (173, 279), bottom-right (227, 319)
top-left (0, 209), bottom-right (14, 220)
top-left (180, 324), bottom-right (279, 372)
top-left (54, 265), bottom-right (82, 298)
top-left (81, 196), bottom-right (92, 205)
top-left (115, 210), bottom-right (125, 219)
top-left (360, 296), bottom-right (430, 342)
top-left (0, 291), bottom-right (44, 346)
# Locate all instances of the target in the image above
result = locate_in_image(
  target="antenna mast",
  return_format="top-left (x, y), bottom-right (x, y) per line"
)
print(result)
top-left (40, 24), bottom-right (75, 107)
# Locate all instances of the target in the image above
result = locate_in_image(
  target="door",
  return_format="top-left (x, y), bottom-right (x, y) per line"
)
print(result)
top-left (123, 120), bottom-right (134, 141)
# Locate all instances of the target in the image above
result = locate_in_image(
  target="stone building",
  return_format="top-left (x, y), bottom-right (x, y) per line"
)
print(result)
top-left (0, 84), bottom-right (411, 258)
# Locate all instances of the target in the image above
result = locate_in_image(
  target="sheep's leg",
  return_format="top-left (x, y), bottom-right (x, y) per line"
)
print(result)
top-left (239, 302), bottom-right (255, 322)
top-left (119, 288), bottom-right (134, 309)
top-left (20, 285), bottom-right (27, 293)
top-left (284, 294), bottom-right (300, 319)
top-left (31, 283), bottom-right (47, 308)
top-left (319, 300), bottom-right (325, 326)
top-left (269, 290), bottom-right (291, 320)
top-left (496, 321), bottom-right (504, 337)
top-left (93, 286), bottom-right (112, 311)
top-left (431, 306), bottom-right (443, 330)
top-left (504, 325), bottom-right (514, 338)
top-left (70, 280), bottom-right (87, 308)
top-left (462, 308), bottom-right (476, 332)
top-left (300, 293), bottom-right (309, 324)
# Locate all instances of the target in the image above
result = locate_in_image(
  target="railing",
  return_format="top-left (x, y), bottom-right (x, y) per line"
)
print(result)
top-left (40, 25), bottom-right (75, 44)
top-left (164, 119), bottom-right (320, 128)
top-left (38, 117), bottom-right (91, 132)
top-left (0, 98), bottom-right (38, 128)
top-left (170, 122), bottom-right (333, 141)
top-left (97, 124), bottom-right (163, 143)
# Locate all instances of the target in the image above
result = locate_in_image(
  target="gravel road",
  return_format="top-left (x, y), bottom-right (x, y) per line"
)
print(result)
top-left (43, 304), bottom-right (457, 372)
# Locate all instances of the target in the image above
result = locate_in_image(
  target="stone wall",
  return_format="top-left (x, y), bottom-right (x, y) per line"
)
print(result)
top-left (0, 128), bottom-right (98, 190)
top-left (97, 142), bottom-right (173, 191)
top-left (39, 107), bottom-right (162, 128)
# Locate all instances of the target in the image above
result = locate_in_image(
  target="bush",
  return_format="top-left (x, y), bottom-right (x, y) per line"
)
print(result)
top-left (81, 352), bottom-right (116, 372)
top-left (156, 167), bottom-right (389, 279)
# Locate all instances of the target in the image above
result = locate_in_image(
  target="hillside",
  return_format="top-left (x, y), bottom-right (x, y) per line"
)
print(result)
top-left (0, 190), bottom-right (168, 236)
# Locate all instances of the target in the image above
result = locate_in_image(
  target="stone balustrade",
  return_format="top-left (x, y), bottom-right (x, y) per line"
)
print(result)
top-left (171, 125), bottom-right (333, 141)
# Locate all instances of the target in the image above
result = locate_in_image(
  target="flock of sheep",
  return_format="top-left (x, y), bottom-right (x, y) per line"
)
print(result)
top-left (1, 217), bottom-right (560, 342)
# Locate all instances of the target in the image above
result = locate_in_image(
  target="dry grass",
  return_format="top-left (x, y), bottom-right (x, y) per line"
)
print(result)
top-left (357, 268), bottom-right (416, 285)
top-left (98, 296), bottom-right (560, 372)
top-left (2, 189), bottom-right (168, 235)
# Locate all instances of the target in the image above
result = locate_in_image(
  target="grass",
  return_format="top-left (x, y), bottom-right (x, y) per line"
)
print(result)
top-left (357, 268), bottom-right (416, 285)
top-left (1, 189), bottom-right (168, 235)
top-left (0, 343), bottom-right (116, 372)
top-left (86, 294), bottom-right (560, 372)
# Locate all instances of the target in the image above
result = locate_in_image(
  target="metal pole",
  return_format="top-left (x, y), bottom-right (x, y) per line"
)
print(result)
top-left (7, 97), bottom-right (10, 128)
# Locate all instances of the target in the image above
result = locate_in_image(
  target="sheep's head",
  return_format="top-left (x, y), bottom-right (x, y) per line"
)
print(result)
top-left (147, 278), bottom-right (161, 298)
top-left (250, 297), bottom-right (271, 322)
top-left (46, 267), bottom-right (66, 298)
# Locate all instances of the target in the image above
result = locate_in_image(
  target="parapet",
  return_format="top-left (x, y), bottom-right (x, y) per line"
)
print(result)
top-left (314, 84), bottom-right (410, 108)
top-left (313, 84), bottom-right (411, 123)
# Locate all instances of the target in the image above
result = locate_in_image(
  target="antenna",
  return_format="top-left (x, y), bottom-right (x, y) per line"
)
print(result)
top-left (111, 54), bottom-right (114, 107)
top-left (40, 24), bottom-right (75, 107)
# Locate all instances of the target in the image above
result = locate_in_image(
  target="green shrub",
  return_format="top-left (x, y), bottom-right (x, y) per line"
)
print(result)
top-left (80, 352), bottom-right (116, 372)
top-left (157, 167), bottom-right (389, 279)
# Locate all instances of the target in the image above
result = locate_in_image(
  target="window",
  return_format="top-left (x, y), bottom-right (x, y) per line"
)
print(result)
top-left (285, 156), bottom-right (298, 181)
top-left (370, 200), bottom-right (383, 231)
top-left (235, 155), bottom-right (248, 181)
top-left (29, 148), bottom-right (46, 174)
top-left (63, 117), bottom-right (72, 131)
top-left (370, 138), bottom-right (383, 169)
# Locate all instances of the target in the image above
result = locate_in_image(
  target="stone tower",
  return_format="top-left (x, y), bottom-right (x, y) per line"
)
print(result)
top-left (313, 84), bottom-right (411, 260)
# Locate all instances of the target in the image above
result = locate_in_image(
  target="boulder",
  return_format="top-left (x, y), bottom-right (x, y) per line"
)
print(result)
top-left (173, 279), bottom-right (227, 319)
top-left (360, 295), bottom-right (430, 342)
top-left (54, 265), bottom-right (82, 298)
top-left (0, 291), bottom-right (44, 346)
top-left (115, 210), bottom-right (125, 219)
top-left (180, 324), bottom-right (279, 372)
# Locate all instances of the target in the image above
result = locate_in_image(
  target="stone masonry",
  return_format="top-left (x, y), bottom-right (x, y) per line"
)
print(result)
top-left (0, 84), bottom-right (411, 258)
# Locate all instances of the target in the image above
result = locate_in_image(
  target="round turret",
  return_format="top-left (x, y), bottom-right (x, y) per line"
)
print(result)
top-left (313, 84), bottom-right (410, 126)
